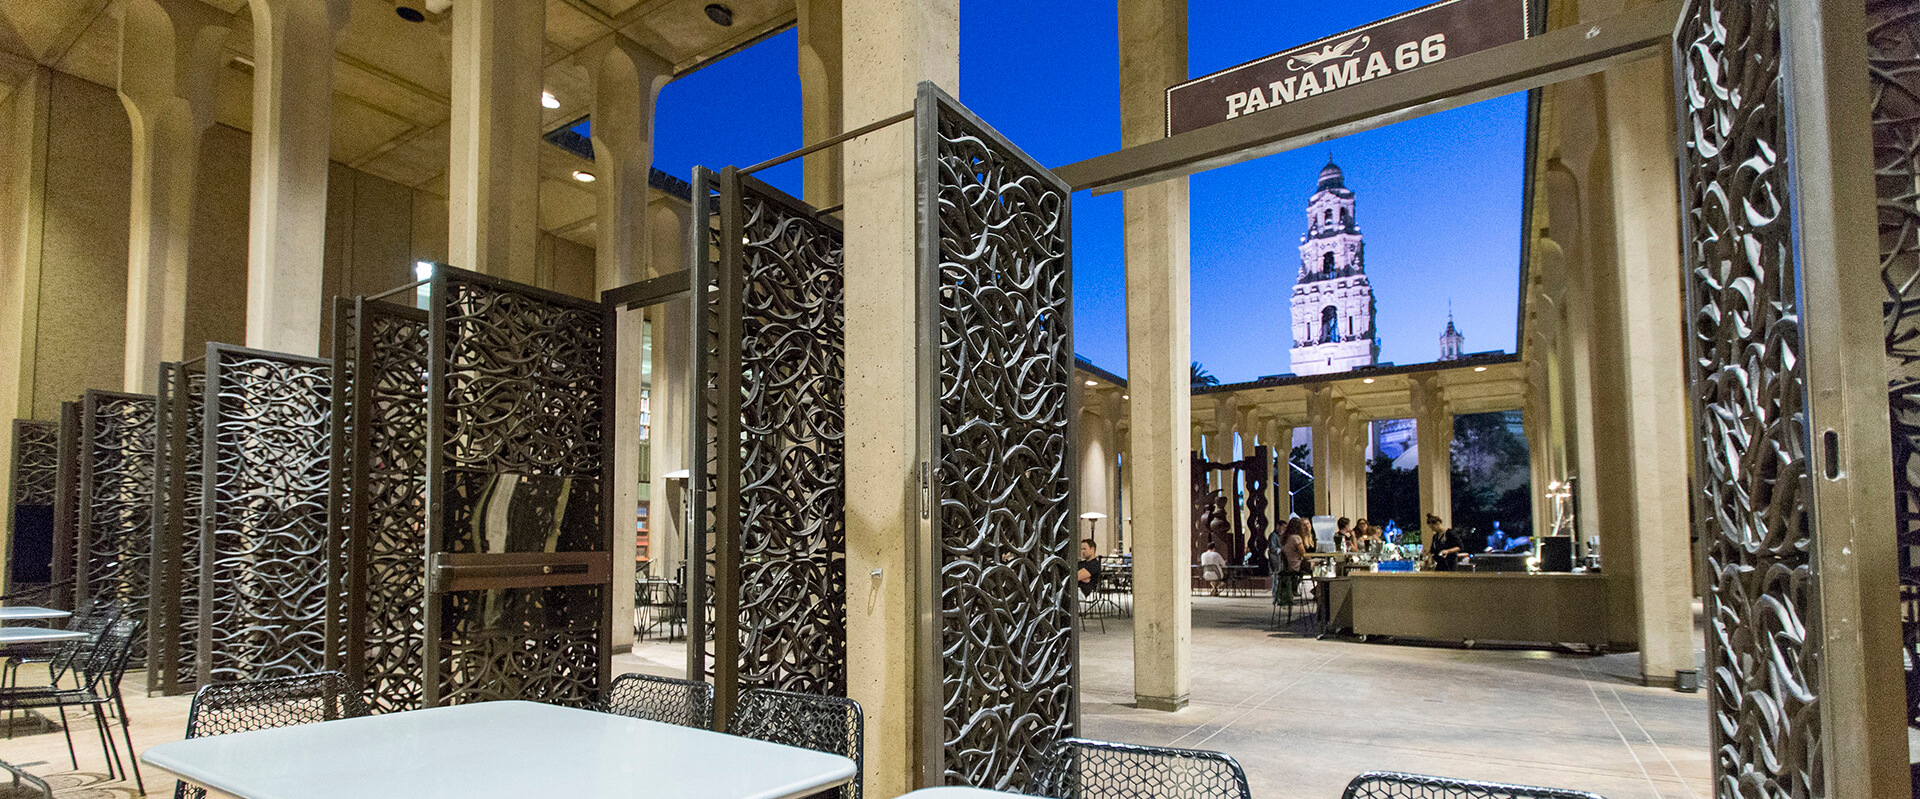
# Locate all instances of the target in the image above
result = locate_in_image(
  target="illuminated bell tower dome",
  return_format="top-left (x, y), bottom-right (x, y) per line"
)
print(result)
top-left (1290, 157), bottom-right (1379, 376)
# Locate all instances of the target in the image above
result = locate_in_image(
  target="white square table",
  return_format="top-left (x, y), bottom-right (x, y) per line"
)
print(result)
top-left (141, 699), bottom-right (859, 799)
top-left (0, 606), bottom-right (70, 622)
top-left (0, 627), bottom-right (85, 648)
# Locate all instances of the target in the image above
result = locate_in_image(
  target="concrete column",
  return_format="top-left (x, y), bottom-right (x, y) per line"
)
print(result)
top-left (1308, 387), bottom-right (1334, 520)
top-left (1118, 0), bottom-right (1190, 714)
top-left (1409, 375), bottom-right (1453, 528)
top-left (1078, 396), bottom-right (1115, 553)
top-left (591, 38), bottom-right (672, 651)
top-left (1595, 56), bottom-right (1694, 684)
top-left (1268, 421), bottom-right (1293, 520)
top-left (448, 0), bottom-right (543, 282)
top-left (243, 0), bottom-right (349, 356)
top-left (1116, 424), bottom-right (1132, 555)
top-left (798, 0), bottom-right (843, 207)
top-left (840, 0), bottom-right (956, 788)
top-left (117, 0), bottom-right (231, 391)
top-left (0, 66), bottom-right (49, 425)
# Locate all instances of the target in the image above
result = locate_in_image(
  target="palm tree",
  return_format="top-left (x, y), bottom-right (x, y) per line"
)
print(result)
top-left (1191, 361), bottom-right (1219, 388)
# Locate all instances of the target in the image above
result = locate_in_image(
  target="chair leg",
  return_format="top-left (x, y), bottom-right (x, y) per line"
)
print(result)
top-left (115, 694), bottom-right (143, 794)
top-left (55, 704), bottom-right (77, 770)
top-left (91, 704), bottom-right (117, 780)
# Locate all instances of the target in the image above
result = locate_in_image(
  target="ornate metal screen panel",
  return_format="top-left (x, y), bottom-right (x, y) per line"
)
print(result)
top-left (698, 170), bottom-right (848, 719)
top-left (424, 267), bottom-right (611, 707)
top-left (75, 390), bottom-right (156, 624)
top-left (149, 361), bottom-right (206, 695)
top-left (8, 419), bottom-right (60, 591)
top-left (199, 344), bottom-right (332, 682)
top-left (1676, 2), bottom-right (1822, 795)
top-left (51, 401), bottom-right (80, 610)
top-left (915, 83), bottom-right (1077, 790)
top-left (1866, 0), bottom-right (1920, 740)
top-left (331, 296), bottom-right (430, 712)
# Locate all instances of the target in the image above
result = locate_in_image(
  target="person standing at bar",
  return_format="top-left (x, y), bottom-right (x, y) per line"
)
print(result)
top-left (1427, 513), bottom-right (1464, 571)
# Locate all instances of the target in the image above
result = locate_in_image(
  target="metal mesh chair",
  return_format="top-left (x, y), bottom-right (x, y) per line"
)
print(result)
top-left (174, 672), bottom-right (372, 799)
top-left (1341, 771), bottom-right (1608, 799)
top-left (0, 757), bottom-right (52, 799)
top-left (604, 672), bottom-right (713, 728)
top-left (0, 618), bottom-right (144, 791)
top-left (727, 688), bottom-right (863, 799)
top-left (1027, 737), bottom-right (1251, 799)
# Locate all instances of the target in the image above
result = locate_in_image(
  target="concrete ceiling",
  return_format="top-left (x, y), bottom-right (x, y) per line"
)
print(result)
top-left (0, 0), bottom-right (795, 247)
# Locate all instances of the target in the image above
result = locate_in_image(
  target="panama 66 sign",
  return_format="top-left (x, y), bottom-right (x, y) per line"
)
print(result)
top-left (1165, 0), bottom-right (1530, 136)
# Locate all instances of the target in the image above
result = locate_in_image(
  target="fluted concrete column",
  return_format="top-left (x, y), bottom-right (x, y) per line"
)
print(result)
top-left (1595, 55), bottom-right (1693, 684)
top-left (1308, 387), bottom-right (1334, 520)
top-left (0, 66), bottom-right (48, 423)
top-left (1119, 0), bottom-right (1190, 714)
top-left (1409, 375), bottom-right (1453, 528)
top-left (448, 0), bottom-right (543, 282)
top-left (117, 0), bottom-right (231, 391)
top-left (243, 0), bottom-right (349, 356)
top-left (798, 0), bottom-right (843, 207)
top-left (591, 38), bottom-right (672, 650)
top-left (840, 0), bottom-right (956, 787)
top-left (1115, 424), bottom-right (1132, 554)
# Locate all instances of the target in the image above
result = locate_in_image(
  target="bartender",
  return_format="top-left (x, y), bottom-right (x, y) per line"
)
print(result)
top-left (1427, 513), bottom-right (1464, 571)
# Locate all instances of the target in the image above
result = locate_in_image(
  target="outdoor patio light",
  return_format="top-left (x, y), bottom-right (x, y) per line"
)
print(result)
top-left (573, 170), bottom-right (596, 182)
top-left (1085, 380), bottom-right (1097, 386)
top-left (542, 91), bottom-right (560, 109)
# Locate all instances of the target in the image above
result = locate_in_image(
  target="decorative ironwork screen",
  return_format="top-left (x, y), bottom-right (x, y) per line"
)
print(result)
top-left (916, 83), bottom-right (1077, 789)
top-left (8, 419), bottom-right (60, 591)
top-left (1866, 0), bottom-right (1920, 742)
top-left (199, 344), bottom-right (332, 682)
top-left (689, 168), bottom-right (849, 721)
top-left (150, 360), bottom-right (206, 695)
top-left (424, 267), bottom-right (611, 707)
top-left (75, 390), bottom-right (156, 624)
top-left (51, 401), bottom-right (80, 610)
top-left (1676, 1), bottom-right (1821, 795)
top-left (330, 296), bottom-right (430, 713)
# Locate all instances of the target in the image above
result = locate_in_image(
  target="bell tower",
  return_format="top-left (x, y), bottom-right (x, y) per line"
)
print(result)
top-left (1290, 158), bottom-right (1379, 376)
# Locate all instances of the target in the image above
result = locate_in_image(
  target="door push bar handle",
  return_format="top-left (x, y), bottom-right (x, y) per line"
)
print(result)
top-left (428, 552), bottom-right (612, 593)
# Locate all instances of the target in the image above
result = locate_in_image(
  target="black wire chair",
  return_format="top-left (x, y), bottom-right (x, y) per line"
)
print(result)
top-left (0, 617), bottom-right (144, 792)
top-left (174, 671), bottom-right (372, 799)
top-left (603, 672), bottom-right (713, 728)
top-left (1027, 738), bottom-right (1251, 799)
top-left (1341, 771), bottom-right (1608, 799)
top-left (727, 688), bottom-right (864, 799)
top-left (3, 603), bottom-right (119, 739)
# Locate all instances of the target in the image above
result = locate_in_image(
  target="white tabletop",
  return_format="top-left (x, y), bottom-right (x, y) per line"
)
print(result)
top-left (141, 700), bottom-right (859, 799)
top-left (0, 627), bottom-right (85, 646)
top-left (894, 788), bottom-right (1032, 799)
top-left (0, 606), bottom-right (71, 621)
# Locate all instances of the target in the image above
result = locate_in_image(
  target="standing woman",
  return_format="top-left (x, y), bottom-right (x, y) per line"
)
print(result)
top-left (1427, 513), bottom-right (1464, 571)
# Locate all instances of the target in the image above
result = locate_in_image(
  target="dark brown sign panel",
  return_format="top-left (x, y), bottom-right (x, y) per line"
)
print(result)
top-left (1165, 0), bottom-right (1530, 136)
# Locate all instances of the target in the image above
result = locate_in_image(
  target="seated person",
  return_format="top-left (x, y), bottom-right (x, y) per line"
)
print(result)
top-left (1077, 538), bottom-right (1103, 596)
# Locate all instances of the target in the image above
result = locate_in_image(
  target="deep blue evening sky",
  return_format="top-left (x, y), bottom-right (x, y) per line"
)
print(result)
top-left (652, 1), bottom-right (1527, 385)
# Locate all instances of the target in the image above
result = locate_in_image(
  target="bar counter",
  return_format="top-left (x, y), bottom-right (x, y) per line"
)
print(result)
top-left (1330, 571), bottom-right (1608, 649)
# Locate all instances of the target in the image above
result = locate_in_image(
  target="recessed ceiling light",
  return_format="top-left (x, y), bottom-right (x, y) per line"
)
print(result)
top-left (704, 3), bottom-right (734, 25)
top-left (572, 170), bottom-right (596, 182)
top-left (1474, 366), bottom-right (1487, 372)
top-left (541, 91), bottom-right (560, 109)
top-left (1122, 395), bottom-right (1129, 400)
top-left (395, 3), bottom-right (426, 22)
top-left (1085, 380), bottom-right (1097, 387)
top-left (1362, 378), bottom-right (1374, 384)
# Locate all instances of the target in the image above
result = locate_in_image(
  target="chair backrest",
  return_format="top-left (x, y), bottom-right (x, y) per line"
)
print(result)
top-left (47, 603), bottom-right (120, 681)
top-left (176, 672), bottom-right (372, 799)
top-left (1341, 771), bottom-right (1608, 799)
top-left (605, 672), bottom-right (713, 729)
top-left (1028, 738), bottom-right (1251, 799)
top-left (728, 688), bottom-right (864, 799)
top-left (74, 617), bottom-right (141, 695)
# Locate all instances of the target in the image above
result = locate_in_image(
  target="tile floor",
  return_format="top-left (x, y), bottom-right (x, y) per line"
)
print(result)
top-left (0, 595), bottom-right (1710, 798)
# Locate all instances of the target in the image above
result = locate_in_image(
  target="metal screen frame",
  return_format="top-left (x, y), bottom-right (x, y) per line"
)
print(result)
top-left (422, 266), bottom-right (614, 708)
top-left (6, 419), bottom-right (60, 595)
top-left (149, 358), bottom-right (206, 695)
top-left (50, 401), bottom-right (80, 610)
top-left (330, 294), bottom-right (431, 712)
top-left (74, 389), bottom-right (156, 623)
top-left (198, 343), bottom-right (333, 683)
top-left (912, 81), bottom-right (1079, 790)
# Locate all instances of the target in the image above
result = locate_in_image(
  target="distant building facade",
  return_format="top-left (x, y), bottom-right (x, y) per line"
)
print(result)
top-left (1439, 313), bottom-right (1465, 360)
top-left (1289, 160), bottom-right (1379, 376)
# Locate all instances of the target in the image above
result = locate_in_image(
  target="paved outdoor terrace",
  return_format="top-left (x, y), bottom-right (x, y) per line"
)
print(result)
top-left (0, 596), bottom-right (1708, 799)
